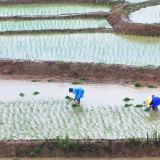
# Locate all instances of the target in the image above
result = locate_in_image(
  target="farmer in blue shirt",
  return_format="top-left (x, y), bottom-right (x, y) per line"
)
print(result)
top-left (145, 95), bottom-right (160, 110)
top-left (69, 87), bottom-right (85, 104)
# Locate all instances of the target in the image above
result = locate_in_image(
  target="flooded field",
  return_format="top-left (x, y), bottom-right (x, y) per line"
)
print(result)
top-left (129, 5), bottom-right (160, 24)
top-left (0, 19), bottom-right (111, 31)
top-left (0, 80), bottom-right (160, 140)
top-left (0, 4), bottom-right (110, 17)
top-left (0, 33), bottom-right (160, 66)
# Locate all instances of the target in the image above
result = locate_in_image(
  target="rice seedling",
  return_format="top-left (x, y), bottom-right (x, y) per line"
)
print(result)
top-left (33, 91), bottom-right (40, 95)
top-left (134, 83), bottom-right (144, 87)
top-left (147, 85), bottom-right (157, 88)
top-left (72, 82), bottom-right (80, 85)
top-left (19, 93), bottom-right (25, 97)
top-left (0, 19), bottom-right (112, 31)
top-left (136, 66), bottom-right (143, 70)
top-left (144, 107), bottom-right (150, 111)
top-left (123, 97), bottom-right (134, 102)
top-left (0, 4), bottom-right (110, 17)
top-left (65, 95), bottom-right (74, 101)
top-left (47, 78), bottom-right (54, 82)
top-left (124, 104), bottom-right (132, 107)
top-left (80, 77), bottom-right (86, 81)
top-left (72, 104), bottom-right (80, 107)
top-left (31, 79), bottom-right (41, 82)
top-left (134, 104), bottom-right (144, 108)
top-left (0, 33), bottom-right (159, 66)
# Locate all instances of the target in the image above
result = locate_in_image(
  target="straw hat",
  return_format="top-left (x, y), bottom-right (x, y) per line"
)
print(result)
top-left (145, 96), bottom-right (152, 105)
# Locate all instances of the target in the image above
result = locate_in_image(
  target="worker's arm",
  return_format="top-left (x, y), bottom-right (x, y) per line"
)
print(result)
top-left (73, 89), bottom-right (79, 100)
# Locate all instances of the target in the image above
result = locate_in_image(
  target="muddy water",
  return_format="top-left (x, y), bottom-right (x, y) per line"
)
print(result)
top-left (0, 158), bottom-right (160, 160)
top-left (0, 80), bottom-right (160, 107)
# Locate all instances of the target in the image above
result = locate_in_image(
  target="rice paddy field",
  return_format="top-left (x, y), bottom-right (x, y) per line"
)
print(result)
top-left (129, 5), bottom-right (160, 24)
top-left (0, 33), bottom-right (159, 66)
top-left (0, 4), bottom-right (110, 16)
top-left (0, 0), bottom-right (160, 149)
top-left (0, 19), bottom-right (111, 31)
top-left (1, 97), bottom-right (159, 140)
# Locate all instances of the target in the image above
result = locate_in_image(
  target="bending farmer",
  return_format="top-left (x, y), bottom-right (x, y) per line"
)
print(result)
top-left (145, 95), bottom-right (160, 110)
top-left (69, 87), bottom-right (85, 104)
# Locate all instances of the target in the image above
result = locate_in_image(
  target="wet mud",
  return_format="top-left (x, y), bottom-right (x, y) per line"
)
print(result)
top-left (0, 59), bottom-right (160, 84)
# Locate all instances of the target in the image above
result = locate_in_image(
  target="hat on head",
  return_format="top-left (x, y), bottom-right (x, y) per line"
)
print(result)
top-left (145, 96), bottom-right (152, 105)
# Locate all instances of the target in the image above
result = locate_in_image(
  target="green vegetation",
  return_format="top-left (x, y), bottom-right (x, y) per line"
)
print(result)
top-left (124, 104), bottom-right (132, 107)
top-left (80, 77), bottom-right (86, 81)
top-left (136, 66), bottom-right (143, 70)
top-left (134, 83), bottom-right (143, 87)
top-left (0, 34), bottom-right (160, 66)
top-left (144, 107), bottom-right (150, 111)
top-left (31, 79), bottom-right (41, 82)
top-left (147, 85), bottom-right (157, 88)
top-left (123, 97), bottom-right (134, 102)
top-left (33, 91), bottom-right (40, 95)
top-left (19, 93), bottom-right (25, 97)
top-left (56, 134), bottom-right (75, 149)
top-left (72, 82), bottom-right (80, 85)
top-left (134, 104), bottom-right (144, 108)
top-left (65, 95), bottom-right (74, 101)
top-left (71, 104), bottom-right (80, 107)
top-left (0, 98), bottom-right (158, 139)
top-left (47, 78), bottom-right (54, 82)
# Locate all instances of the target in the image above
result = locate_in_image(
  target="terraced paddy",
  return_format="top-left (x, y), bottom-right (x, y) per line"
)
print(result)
top-left (129, 5), bottom-right (160, 24)
top-left (0, 0), bottom-right (160, 158)
top-left (0, 33), bottom-right (159, 66)
top-left (0, 80), bottom-right (160, 140)
top-left (0, 19), bottom-right (111, 31)
top-left (0, 4), bottom-right (110, 17)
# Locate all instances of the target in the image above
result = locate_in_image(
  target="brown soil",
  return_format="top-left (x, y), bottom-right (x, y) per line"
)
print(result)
top-left (1, 59), bottom-right (160, 84)
top-left (0, 28), bottom-right (113, 35)
top-left (0, 12), bottom-right (109, 21)
top-left (0, 139), bottom-right (160, 158)
top-left (107, 1), bottom-right (160, 37)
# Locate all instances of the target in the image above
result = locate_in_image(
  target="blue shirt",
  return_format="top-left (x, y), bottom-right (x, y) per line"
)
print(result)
top-left (151, 95), bottom-right (160, 107)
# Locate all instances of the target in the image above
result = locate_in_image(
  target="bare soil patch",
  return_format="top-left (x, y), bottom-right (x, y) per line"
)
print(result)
top-left (0, 139), bottom-right (160, 158)
top-left (0, 59), bottom-right (160, 84)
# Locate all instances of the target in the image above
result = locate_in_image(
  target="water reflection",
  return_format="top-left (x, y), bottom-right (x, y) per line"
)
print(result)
top-left (147, 111), bottom-right (160, 122)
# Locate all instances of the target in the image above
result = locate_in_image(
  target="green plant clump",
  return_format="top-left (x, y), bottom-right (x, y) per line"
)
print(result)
top-left (56, 134), bottom-right (75, 149)
top-left (123, 97), bottom-right (134, 102)
top-left (144, 107), bottom-right (150, 111)
top-left (72, 82), bottom-right (80, 85)
top-left (47, 78), bottom-right (54, 82)
top-left (19, 93), bottom-right (25, 97)
top-left (147, 85), bottom-right (157, 88)
top-left (80, 77), bottom-right (86, 81)
top-left (134, 104), bottom-right (144, 108)
top-left (33, 91), bottom-right (40, 95)
top-left (65, 95), bottom-right (74, 101)
top-left (31, 79), bottom-right (41, 82)
top-left (124, 104), bottom-right (132, 107)
top-left (72, 104), bottom-right (80, 107)
top-left (134, 83), bottom-right (143, 87)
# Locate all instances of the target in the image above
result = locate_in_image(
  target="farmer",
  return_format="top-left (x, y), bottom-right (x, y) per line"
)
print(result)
top-left (145, 95), bottom-right (160, 110)
top-left (69, 87), bottom-right (85, 104)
